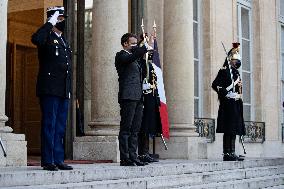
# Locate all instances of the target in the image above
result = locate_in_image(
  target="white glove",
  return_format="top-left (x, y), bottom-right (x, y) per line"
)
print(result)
top-left (144, 41), bottom-right (153, 50)
top-left (142, 79), bottom-right (151, 90)
top-left (48, 11), bottom-right (59, 26)
top-left (225, 91), bottom-right (238, 99)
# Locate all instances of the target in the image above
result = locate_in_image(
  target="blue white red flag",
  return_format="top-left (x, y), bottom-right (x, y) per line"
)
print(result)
top-left (152, 39), bottom-right (170, 139)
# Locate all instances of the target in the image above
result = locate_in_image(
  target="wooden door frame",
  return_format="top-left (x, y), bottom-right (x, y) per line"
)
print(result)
top-left (6, 42), bottom-right (40, 154)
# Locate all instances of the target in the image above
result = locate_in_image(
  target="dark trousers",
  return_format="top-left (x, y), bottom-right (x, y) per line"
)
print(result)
top-left (138, 132), bottom-right (149, 156)
top-left (119, 99), bottom-right (143, 160)
top-left (223, 134), bottom-right (236, 154)
top-left (39, 95), bottom-right (69, 166)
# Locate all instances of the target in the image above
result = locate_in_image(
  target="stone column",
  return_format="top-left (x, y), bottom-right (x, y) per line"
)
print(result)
top-left (73, 0), bottom-right (128, 162)
top-left (0, 0), bottom-right (10, 132)
top-left (0, 0), bottom-right (26, 166)
top-left (144, 0), bottom-right (164, 67)
top-left (155, 0), bottom-right (207, 159)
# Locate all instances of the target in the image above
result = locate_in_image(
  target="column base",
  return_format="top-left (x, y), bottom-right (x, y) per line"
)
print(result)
top-left (154, 136), bottom-right (208, 159)
top-left (0, 132), bottom-right (27, 166)
top-left (73, 135), bottom-right (119, 163)
top-left (0, 126), bottom-right (13, 133)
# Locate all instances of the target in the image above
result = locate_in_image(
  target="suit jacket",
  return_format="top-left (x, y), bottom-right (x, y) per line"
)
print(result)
top-left (115, 47), bottom-right (147, 102)
top-left (31, 22), bottom-right (72, 98)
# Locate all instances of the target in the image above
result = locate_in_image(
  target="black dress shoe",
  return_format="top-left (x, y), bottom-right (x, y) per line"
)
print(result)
top-left (223, 153), bottom-right (238, 161)
top-left (120, 159), bottom-right (136, 166)
top-left (56, 163), bottom-right (73, 170)
top-left (231, 153), bottom-right (245, 161)
top-left (131, 159), bottom-right (147, 166)
top-left (43, 164), bottom-right (58, 171)
top-left (139, 154), bottom-right (159, 163)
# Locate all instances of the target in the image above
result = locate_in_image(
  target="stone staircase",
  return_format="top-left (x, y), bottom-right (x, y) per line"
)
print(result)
top-left (0, 158), bottom-right (284, 189)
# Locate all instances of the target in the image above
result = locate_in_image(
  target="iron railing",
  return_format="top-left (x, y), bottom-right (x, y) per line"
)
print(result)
top-left (243, 121), bottom-right (265, 143)
top-left (194, 118), bottom-right (265, 144)
top-left (194, 118), bottom-right (215, 143)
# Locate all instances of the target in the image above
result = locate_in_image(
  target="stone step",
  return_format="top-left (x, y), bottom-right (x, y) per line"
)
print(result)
top-left (264, 185), bottom-right (284, 189)
top-left (174, 174), bottom-right (284, 189)
top-left (1, 158), bottom-right (284, 188)
top-left (4, 162), bottom-right (284, 189)
top-left (149, 165), bottom-right (284, 189)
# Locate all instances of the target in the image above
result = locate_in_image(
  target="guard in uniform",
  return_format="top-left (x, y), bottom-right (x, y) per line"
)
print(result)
top-left (138, 35), bottom-right (160, 163)
top-left (115, 33), bottom-right (152, 166)
top-left (31, 6), bottom-right (73, 171)
top-left (212, 43), bottom-right (246, 161)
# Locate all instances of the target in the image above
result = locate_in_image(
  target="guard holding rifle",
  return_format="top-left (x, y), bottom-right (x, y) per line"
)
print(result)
top-left (212, 42), bottom-right (246, 161)
top-left (138, 33), bottom-right (160, 163)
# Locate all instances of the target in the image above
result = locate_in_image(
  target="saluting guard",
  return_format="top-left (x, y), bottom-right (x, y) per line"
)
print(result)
top-left (31, 6), bottom-right (73, 171)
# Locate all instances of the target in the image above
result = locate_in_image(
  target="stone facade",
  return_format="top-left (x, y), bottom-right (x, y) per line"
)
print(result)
top-left (204, 0), bottom-right (284, 158)
top-left (74, 0), bottom-right (284, 161)
top-left (0, 0), bottom-right (284, 166)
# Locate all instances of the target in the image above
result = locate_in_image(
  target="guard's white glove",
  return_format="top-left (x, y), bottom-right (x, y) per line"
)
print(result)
top-left (48, 11), bottom-right (60, 26)
top-left (144, 41), bottom-right (153, 50)
top-left (142, 79), bottom-right (151, 90)
top-left (225, 91), bottom-right (238, 99)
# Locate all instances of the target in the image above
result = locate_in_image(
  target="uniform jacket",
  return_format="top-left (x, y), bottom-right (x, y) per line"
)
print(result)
top-left (141, 60), bottom-right (162, 135)
top-left (31, 22), bottom-right (72, 98)
top-left (212, 62), bottom-right (245, 135)
top-left (115, 46), bottom-right (147, 102)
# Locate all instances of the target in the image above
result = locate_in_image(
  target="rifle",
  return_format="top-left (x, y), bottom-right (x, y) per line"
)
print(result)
top-left (0, 137), bottom-right (7, 157)
top-left (160, 134), bottom-right (168, 150)
top-left (221, 41), bottom-right (228, 56)
top-left (152, 133), bottom-right (168, 160)
top-left (240, 135), bottom-right (247, 154)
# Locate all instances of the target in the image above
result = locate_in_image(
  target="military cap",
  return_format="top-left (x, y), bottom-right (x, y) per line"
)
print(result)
top-left (46, 6), bottom-right (68, 18)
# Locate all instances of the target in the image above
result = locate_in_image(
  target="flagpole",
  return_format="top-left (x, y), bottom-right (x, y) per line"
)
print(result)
top-left (152, 20), bottom-right (168, 150)
top-left (141, 18), bottom-right (152, 94)
top-left (153, 20), bottom-right (157, 39)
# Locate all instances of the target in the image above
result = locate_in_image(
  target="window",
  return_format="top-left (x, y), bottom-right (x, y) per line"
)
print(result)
top-left (237, 2), bottom-right (252, 121)
top-left (281, 0), bottom-right (284, 17)
top-left (193, 0), bottom-right (202, 118)
top-left (281, 25), bottom-right (284, 122)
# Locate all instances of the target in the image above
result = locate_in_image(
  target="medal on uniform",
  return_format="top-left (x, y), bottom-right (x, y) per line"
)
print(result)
top-left (54, 39), bottom-right (59, 44)
top-left (55, 46), bottom-right (59, 56)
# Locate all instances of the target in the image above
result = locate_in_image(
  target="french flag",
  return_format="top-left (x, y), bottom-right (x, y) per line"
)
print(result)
top-left (152, 39), bottom-right (170, 139)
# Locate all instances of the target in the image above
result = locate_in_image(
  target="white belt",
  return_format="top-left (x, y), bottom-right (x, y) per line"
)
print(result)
top-left (226, 93), bottom-right (242, 100)
top-left (226, 77), bottom-right (240, 91)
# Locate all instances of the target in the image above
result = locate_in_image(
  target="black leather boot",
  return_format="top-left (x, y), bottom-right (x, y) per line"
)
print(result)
top-left (230, 135), bottom-right (244, 161)
top-left (223, 134), bottom-right (236, 161)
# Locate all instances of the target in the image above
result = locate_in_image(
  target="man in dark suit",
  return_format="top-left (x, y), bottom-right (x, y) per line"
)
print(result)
top-left (31, 6), bottom-right (73, 171)
top-left (115, 33), bottom-right (152, 166)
